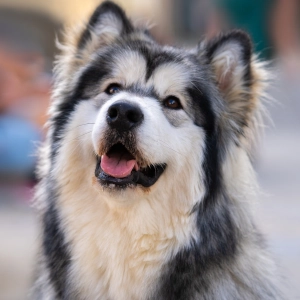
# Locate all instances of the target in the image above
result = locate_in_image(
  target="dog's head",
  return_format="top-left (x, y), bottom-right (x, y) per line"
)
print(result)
top-left (49, 1), bottom-right (266, 204)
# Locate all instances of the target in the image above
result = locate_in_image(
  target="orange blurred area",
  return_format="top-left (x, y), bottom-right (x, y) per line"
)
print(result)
top-left (0, 45), bottom-right (50, 127)
top-left (0, 1), bottom-right (299, 299)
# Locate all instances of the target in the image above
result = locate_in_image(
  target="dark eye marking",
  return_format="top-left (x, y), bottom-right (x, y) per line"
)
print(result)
top-left (105, 83), bottom-right (122, 95)
top-left (163, 96), bottom-right (182, 110)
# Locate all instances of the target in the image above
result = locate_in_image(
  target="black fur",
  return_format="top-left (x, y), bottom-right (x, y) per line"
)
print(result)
top-left (125, 84), bottom-right (159, 99)
top-left (43, 187), bottom-right (71, 299)
top-left (78, 1), bottom-right (133, 50)
top-left (152, 195), bottom-right (239, 299)
top-left (51, 53), bottom-right (112, 159)
top-left (143, 49), bottom-right (177, 81)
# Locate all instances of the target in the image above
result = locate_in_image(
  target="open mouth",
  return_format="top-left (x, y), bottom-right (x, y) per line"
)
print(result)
top-left (95, 143), bottom-right (166, 188)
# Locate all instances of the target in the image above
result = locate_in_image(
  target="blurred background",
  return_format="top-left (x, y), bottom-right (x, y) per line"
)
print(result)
top-left (0, 0), bottom-right (299, 299)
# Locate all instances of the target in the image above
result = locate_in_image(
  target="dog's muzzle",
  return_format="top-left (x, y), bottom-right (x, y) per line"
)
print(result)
top-left (94, 101), bottom-right (166, 188)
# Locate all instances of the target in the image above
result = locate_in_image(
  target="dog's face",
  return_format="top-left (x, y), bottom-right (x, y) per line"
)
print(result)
top-left (50, 2), bottom-right (264, 204)
top-left (91, 48), bottom-right (209, 191)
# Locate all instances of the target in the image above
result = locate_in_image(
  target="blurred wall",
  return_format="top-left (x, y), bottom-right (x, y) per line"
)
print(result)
top-left (0, 0), bottom-right (173, 36)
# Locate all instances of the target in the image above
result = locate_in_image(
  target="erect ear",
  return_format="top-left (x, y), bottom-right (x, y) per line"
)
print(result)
top-left (77, 1), bottom-right (133, 51)
top-left (206, 30), bottom-right (252, 92)
top-left (200, 31), bottom-right (263, 139)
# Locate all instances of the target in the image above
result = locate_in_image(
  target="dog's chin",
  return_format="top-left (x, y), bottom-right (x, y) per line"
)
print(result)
top-left (94, 143), bottom-right (166, 190)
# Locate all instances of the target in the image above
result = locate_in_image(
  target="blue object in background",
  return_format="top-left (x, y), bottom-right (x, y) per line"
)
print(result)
top-left (0, 114), bottom-right (41, 179)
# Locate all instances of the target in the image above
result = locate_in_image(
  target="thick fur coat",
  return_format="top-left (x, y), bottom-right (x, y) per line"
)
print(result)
top-left (32, 2), bottom-right (281, 299)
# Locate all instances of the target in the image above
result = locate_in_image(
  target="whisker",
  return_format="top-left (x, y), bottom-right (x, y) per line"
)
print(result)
top-left (69, 131), bottom-right (92, 143)
top-left (190, 81), bottom-right (203, 95)
top-left (72, 123), bottom-right (95, 129)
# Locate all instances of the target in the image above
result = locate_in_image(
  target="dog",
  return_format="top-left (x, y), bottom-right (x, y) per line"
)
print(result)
top-left (31, 1), bottom-right (282, 299)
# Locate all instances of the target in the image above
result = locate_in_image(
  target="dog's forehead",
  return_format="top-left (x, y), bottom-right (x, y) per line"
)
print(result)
top-left (111, 49), bottom-right (147, 85)
top-left (149, 63), bottom-right (192, 96)
top-left (109, 43), bottom-right (194, 95)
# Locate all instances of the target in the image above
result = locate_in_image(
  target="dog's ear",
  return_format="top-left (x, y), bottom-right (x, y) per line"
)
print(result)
top-left (77, 1), bottom-right (133, 51)
top-left (54, 2), bottom-right (134, 100)
top-left (206, 30), bottom-right (252, 94)
top-left (200, 31), bottom-right (263, 139)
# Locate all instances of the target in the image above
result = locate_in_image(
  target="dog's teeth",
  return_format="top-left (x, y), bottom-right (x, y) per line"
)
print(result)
top-left (134, 162), bottom-right (139, 171)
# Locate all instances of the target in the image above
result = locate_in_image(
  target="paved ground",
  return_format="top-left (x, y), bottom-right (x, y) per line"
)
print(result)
top-left (0, 68), bottom-right (299, 299)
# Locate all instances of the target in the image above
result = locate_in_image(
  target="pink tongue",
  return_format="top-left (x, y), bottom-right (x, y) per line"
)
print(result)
top-left (101, 154), bottom-right (136, 178)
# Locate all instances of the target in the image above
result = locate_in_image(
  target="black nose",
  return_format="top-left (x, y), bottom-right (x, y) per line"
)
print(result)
top-left (106, 102), bottom-right (144, 131)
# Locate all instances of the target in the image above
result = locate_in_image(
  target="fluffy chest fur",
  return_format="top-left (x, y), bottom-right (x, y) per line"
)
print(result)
top-left (57, 161), bottom-right (199, 300)
top-left (60, 193), bottom-right (197, 299)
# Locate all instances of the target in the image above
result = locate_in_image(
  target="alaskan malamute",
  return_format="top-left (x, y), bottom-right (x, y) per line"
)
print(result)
top-left (32, 1), bottom-right (281, 299)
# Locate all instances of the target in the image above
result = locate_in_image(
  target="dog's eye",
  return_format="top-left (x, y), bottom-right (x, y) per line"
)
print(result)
top-left (105, 84), bottom-right (121, 95)
top-left (163, 96), bottom-right (182, 109)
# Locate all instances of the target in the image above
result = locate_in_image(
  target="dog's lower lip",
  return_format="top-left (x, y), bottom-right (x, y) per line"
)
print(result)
top-left (95, 156), bottom-right (166, 188)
